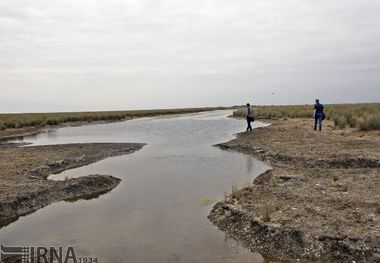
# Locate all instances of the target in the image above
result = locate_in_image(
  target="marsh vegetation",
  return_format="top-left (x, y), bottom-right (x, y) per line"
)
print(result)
top-left (0, 107), bottom-right (226, 132)
top-left (233, 103), bottom-right (380, 130)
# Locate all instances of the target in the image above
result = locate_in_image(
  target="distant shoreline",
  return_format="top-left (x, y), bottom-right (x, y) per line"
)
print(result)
top-left (0, 106), bottom-right (235, 141)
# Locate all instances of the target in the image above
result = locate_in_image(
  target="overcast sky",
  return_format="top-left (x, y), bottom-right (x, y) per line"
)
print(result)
top-left (0, 0), bottom-right (379, 112)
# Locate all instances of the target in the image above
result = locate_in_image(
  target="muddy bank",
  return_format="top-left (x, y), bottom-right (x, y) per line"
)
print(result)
top-left (0, 118), bottom-right (133, 142)
top-left (0, 143), bottom-right (144, 228)
top-left (0, 126), bottom-right (42, 142)
top-left (209, 119), bottom-right (380, 262)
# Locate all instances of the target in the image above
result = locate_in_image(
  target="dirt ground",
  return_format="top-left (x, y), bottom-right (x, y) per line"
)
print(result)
top-left (0, 143), bottom-right (144, 228)
top-left (209, 119), bottom-right (380, 262)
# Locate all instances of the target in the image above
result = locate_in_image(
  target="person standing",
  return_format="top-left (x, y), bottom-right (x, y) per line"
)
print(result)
top-left (314, 99), bottom-right (324, 131)
top-left (246, 103), bottom-right (254, 131)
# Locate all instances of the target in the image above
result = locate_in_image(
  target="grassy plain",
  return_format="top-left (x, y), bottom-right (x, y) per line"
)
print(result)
top-left (233, 103), bottom-right (380, 130)
top-left (0, 107), bottom-right (226, 132)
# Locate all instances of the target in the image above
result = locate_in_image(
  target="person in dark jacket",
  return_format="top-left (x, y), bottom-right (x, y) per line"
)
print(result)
top-left (246, 103), bottom-right (254, 131)
top-left (314, 99), bottom-right (324, 131)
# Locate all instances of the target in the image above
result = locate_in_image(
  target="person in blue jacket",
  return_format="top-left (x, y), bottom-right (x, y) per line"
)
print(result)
top-left (314, 99), bottom-right (324, 131)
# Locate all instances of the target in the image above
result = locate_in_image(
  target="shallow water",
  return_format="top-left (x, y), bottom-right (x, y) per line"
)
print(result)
top-left (1, 111), bottom-right (274, 262)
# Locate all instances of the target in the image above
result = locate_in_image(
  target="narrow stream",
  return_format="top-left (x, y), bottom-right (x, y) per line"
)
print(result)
top-left (1, 111), bottom-right (274, 262)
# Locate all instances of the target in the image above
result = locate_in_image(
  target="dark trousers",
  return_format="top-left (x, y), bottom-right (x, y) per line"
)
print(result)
top-left (247, 118), bottom-right (253, 131)
top-left (314, 114), bottom-right (323, 131)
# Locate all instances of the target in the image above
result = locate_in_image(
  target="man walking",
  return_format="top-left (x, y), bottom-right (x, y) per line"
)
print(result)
top-left (246, 103), bottom-right (254, 132)
top-left (314, 99), bottom-right (324, 131)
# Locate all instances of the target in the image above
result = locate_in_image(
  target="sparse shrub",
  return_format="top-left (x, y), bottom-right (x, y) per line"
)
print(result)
top-left (224, 191), bottom-right (229, 201)
top-left (333, 173), bottom-right (339, 182)
top-left (346, 114), bottom-right (358, 127)
top-left (15, 120), bottom-right (24, 128)
top-left (40, 170), bottom-right (50, 179)
top-left (46, 119), bottom-right (59, 125)
top-left (232, 185), bottom-right (239, 198)
top-left (4, 121), bottom-right (16, 129)
top-left (231, 184), bottom-right (243, 201)
top-left (270, 176), bottom-right (278, 187)
top-left (233, 110), bottom-right (245, 118)
top-left (359, 113), bottom-right (380, 131)
top-left (334, 116), bottom-right (348, 129)
top-left (262, 203), bottom-right (274, 222)
top-left (199, 198), bottom-right (216, 206)
top-left (231, 184), bottom-right (238, 198)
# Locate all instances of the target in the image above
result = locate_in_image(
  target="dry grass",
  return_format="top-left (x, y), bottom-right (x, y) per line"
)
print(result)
top-left (233, 103), bottom-right (380, 130)
top-left (262, 203), bottom-right (273, 222)
top-left (0, 107), bottom-right (227, 131)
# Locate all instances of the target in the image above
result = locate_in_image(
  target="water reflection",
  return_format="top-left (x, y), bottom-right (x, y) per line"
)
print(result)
top-left (246, 155), bottom-right (254, 174)
top-left (0, 111), bottom-right (281, 262)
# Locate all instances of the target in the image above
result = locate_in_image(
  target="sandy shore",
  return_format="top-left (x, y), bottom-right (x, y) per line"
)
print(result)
top-left (0, 143), bottom-right (144, 228)
top-left (209, 119), bottom-right (380, 262)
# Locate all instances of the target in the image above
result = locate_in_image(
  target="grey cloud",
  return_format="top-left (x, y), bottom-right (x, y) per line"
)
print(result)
top-left (0, 0), bottom-right (379, 112)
